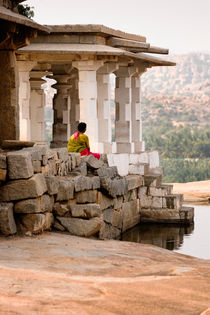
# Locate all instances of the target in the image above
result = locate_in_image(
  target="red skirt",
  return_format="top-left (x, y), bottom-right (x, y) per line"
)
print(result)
top-left (80, 148), bottom-right (100, 160)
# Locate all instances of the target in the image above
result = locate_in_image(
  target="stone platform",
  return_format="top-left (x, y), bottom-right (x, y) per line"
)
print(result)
top-left (0, 146), bottom-right (194, 238)
top-left (0, 233), bottom-right (209, 314)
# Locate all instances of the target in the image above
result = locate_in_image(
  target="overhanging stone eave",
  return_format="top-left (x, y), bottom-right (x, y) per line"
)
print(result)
top-left (44, 24), bottom-right (147, 43)
top-left (0, 5), bottom-right (50, 32)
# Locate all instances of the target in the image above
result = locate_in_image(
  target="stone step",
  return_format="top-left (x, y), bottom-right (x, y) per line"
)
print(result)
top-left (160, 184), bottom-right (173, 194)
top-left (148, 166), bottom-right (164, 176)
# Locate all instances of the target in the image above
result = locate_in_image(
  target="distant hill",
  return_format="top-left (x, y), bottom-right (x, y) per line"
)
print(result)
top-left (141, 53), bottom-right (210, 127)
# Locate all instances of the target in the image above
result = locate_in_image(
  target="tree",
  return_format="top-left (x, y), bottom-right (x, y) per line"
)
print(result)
top-left (18, 4), bottom-right (34, 19)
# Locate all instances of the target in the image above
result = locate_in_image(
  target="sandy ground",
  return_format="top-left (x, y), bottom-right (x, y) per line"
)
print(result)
top-left (0, 232), bottom-right (210, 315)
top-left (171, 180), bottom-right (210, 204)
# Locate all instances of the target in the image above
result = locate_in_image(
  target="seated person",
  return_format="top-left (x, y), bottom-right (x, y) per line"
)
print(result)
top-left (67, 122), bottom-right (100, 160)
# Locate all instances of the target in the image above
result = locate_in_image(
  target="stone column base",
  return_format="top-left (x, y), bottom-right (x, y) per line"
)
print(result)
top-left (131, 141), bottom-right (145, 153)
top-left (112, 142), bottom-right (132, 154)
top-left (50, 141), bottom-right (68, 148)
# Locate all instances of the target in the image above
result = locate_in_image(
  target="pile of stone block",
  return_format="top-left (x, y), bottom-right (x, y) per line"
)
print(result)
top-left (0, 146), bottom-right (194, 238)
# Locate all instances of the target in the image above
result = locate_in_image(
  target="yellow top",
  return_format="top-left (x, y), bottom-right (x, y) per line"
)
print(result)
top-left (67, 132), bottom-right (90, 153)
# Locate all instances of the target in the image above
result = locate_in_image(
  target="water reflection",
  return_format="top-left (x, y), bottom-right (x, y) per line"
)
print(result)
top-left (122, 223), bottom-right (194, 251)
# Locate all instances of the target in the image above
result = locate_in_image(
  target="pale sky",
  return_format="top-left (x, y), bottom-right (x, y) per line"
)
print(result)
top-left (25, 0), bottom-right (210, 54)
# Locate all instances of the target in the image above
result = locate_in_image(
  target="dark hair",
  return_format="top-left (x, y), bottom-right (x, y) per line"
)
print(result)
top-left (78, 122), bottom-right (87, 133)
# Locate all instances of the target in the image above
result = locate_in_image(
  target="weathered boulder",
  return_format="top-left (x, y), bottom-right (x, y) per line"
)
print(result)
top-left (75, 190), bottom-right (98, 204)
top-left (69, 204), bottom-right (101, 218)
top-left (126, 175), bottom-right (143, 191)
top-left (0, 174), bottom-right (47, 201)
top-left (97, 192), bottom-right (114, 210)
top-left (7, 151), bottom-right (34, 179)
top-left (14, 195), bottom-right (54, 214)
top-left (56, 178), bottom-right (74, 201)
top-left (45, 176), bottom-right (59, 195)
top-left (53, 202), bottom-right (69, 216)
top-left (0, 202), bottom-right (17, 235)
top-left (99, 222), bottom-right (121, 239)
top-left (57, 217), bottom-right (102, 237)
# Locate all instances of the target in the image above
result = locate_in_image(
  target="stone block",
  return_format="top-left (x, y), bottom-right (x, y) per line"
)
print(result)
top-left (97, 166), bottom-right (118, 178)
top-left (45, 175), bottom-right (59, 195)
top-left (103, 208), bottom-right (122, 228)
top-left (69, 153), bottom-right (76, 169)
top-left (121, 200), bottom-right (140, 232)
top-left (41, 164), bottom-right (50, 175)
top-left (44, 213), bottom-right (54, 230)
top-left (180, 206), bottom-right (194, 224)
top-left (7, 151), bottom-right (34, 179)
top-left (74, 161), bottom-right (87, 176)
top-left (140, 209), bottom-right (180, 223)
top-left (0, 202), bottom-right (17, 235)
top-left (53, 219), bottom-right (65, 231)
top-left (53, 202), bottom-right (69, 216)
top-left (32, 160), bottom-right (42, 173)
top-left (0, 169), bottom-right (7, 181)
top-left (113, 196), bottom-right (123, 210)
top-left (165, 194), bottom-right (183, 210)
top-left (19, 213), bottom-right (46, 234)
top-left (128, 164), bottom-right (149, 175)
top-left (84, 155), bottom-right (103, 169)
top-left (100, 177), bottom-right (128, 198)
top-left (138, 186), bottom-right (147, 199)
top-left (97, 192), bottom-right (114, 210)
top-left (0, 154), bottom-right (6, 169)
top-left (42, 155), bottom-right (48, 166)
top-left (148, 151), bottom-right (159, 168)
top-left (14, 194), bottom-right (53, 214)
top-left (149, 187), bottom-right (168, 197)
top-left (124, 189), bottom-right (137, 202)
top-left (99, 222), bottom-right (121, 240)
top-left (160, 184), bottom-right (173, 194)
top-left (139, 195), bottom-right (152, 208)
top-left (0, 174), bottom-right (47, 201)
top-left (144, 175), bottom-right (162, 187)
top-left (70, 204), bottom-right (101, 218)
top-left (75, 190), bottom-right (97, 203)
top-left (151, 196), bottom-right (163, 208)
top-left (74, 175), bottom-right (100, 192)
top-left (57, 148), bottom-right (69, 162)
top-left (107, 153), bottom-right (129, 177)
top-left (57, 217), bottom-right (102, 237)
top-left (126, 175), bottom-right (143, 191)
top-left (56, 178), bottom-right (74, 201)
top-left (22, 147), bottom-right (43, 161)
top-left (75, 153), bottom-right (81, 166)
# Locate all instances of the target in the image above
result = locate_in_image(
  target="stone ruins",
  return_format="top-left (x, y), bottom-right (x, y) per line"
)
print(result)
top-left (0, 0), bottom-right (194, 238)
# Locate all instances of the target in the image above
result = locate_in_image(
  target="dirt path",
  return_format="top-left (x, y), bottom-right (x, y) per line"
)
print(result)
top-left (0, 232), bottom-right (210, 314)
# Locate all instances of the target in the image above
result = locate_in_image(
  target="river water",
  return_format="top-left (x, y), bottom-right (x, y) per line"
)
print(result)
top-left (122, 205), bottom-right (210, 260)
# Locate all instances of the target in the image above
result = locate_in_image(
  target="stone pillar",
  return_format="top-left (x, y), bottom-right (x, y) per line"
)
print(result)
top-left (72, 60), bottom-right (104, 152)
top-left (97, 63), bottom-right (118, 153)
top-left (50, 74), bottom-right (71, 148)
top-left (17, 61), bottom-right (37, 141)
top-left (113, 66), bottom-right (136, 153)
top-left (69, 68), bottom-right (80, 135)
top-left (29, 71), bottom-right (47, 144)
top-left (131, 67), bottom-right (147, 152)
top-left (0, 51), bottom-right (19, 141)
